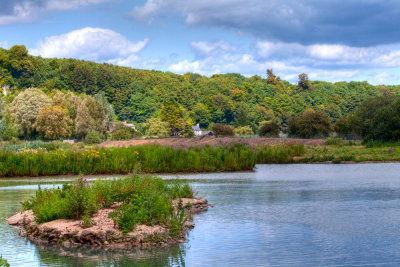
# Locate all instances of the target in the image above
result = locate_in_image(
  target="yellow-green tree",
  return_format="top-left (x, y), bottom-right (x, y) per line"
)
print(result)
top-left (143, 118), bottom-right (170, 137)
top-left (9, 88), bottom-right (52, 137)
top-left (160, 102), bottom-right (184, 135)
top-left (35, 106), bottom-right (73, 140)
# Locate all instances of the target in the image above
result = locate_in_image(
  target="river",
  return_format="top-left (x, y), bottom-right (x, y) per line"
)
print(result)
top-left (1, 164), bottom-right (400, 266)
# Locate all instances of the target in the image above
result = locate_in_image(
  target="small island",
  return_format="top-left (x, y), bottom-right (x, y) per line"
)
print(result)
top-left (7, 175), bottom-right (209, 250)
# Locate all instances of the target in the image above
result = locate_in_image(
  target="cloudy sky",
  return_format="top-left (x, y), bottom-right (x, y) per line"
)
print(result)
top-left (2, 0), bottom-right (400, 84)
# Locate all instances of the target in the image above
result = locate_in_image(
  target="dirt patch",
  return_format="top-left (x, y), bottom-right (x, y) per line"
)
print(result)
top-left (8, 198), bottom-right (209, 250)
top-left (99, 137), bottom-right (326, 149)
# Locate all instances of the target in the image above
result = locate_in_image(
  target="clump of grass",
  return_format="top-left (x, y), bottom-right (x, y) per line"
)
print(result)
top-left (22, 175), bottom-right (194, 236)
top-left (256, 144), bottom-right (305, 163)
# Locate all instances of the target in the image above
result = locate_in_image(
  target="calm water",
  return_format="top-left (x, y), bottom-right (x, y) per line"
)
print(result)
top-left (2, 164), bottom-right (400, 266)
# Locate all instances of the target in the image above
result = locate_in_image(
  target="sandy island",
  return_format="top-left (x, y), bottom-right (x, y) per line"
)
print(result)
top-left (7, 198), bottom-right (209, 250)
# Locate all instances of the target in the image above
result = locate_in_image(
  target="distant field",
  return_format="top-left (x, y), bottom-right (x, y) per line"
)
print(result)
top-left (98, 137), bottom-right (327, 148)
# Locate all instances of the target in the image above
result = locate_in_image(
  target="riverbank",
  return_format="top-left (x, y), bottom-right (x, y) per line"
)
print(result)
top-left (1, 138), bottom-right (400, 177)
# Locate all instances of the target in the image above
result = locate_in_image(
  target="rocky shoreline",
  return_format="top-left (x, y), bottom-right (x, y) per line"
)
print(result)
top-left (7, 198), bottom-right (209, 250)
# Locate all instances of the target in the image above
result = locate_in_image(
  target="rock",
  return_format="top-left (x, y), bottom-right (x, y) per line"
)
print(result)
top-left (62, 241), bottom-right (72, 248)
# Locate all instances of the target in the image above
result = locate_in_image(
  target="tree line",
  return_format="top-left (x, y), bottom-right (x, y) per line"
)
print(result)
top-left (1, 45), bottom-right (400, 142)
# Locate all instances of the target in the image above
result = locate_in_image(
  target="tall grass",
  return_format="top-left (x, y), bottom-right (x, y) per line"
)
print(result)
top-left (0, 143), bottom-right (256, 177)
top-left (256, 144), bottom-right (305, 163)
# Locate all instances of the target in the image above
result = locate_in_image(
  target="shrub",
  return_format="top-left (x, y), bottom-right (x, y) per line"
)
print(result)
top-left (258, 121), bottom-right (279, 137)
top-left (167, 182), bottom-right (193, 199)
top-left (211, 123), bottom-right (234, 137)
top-left (234, 126), bottom-right (254, 136)
top-left (112, 123), bottom-right (140, 140)
top-left (288, 109), bottom-right (331, 138)
top-left (85, 130), bottom-right (102, 144)
top-left (0, 256), bottom-right (9, 267)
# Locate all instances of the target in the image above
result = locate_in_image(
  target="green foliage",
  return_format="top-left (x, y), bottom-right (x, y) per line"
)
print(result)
top-left (212, 123), bottom-right (234, 137)
top-left (234, 125), bottom-right (254, 136)
top-left (288, 109), bottom-right (332, 138)
top-left (22, 174), bottom-right (193, 237)
top-left (169, 201), bottom-right (187, 238)
top-left (85, 130), bottom-right (102, 145)
top-left (297, 73), bottom-right (310, 91)
top-left (1, 140), bottom-right (69, 152)
top-left (35, 105), bottom-right (72, 140)
top-left (1, 46), bottom-right (397, 140)
top-left (258, 121), bottom-right (279, 137)
top-left (9, 88), bottom-right (52, 137)
top-left (350, 96), bottom-right (400, 141)
top-left (109, 192), bottom-right (172, 233)
top-left (111, 123), bottom-right (140, 140)
top-left (142, 118), bottom-right (170, 137)
top-left (0, 256), bottom-right (10, 267)
top-left (167, 182), bottom-right (193, 199)
top-left (0, 144), bottom-right (256, 176)
top-left (256, 144), bottom-right (305, 163)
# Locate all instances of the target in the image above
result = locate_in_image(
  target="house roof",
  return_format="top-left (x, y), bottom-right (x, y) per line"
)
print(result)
top-left (192, 124), bottom-right (201, 131)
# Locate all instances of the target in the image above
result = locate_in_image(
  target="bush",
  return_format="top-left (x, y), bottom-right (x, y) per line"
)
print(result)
top-left (111, 123), bottom-right (140, 140)
top-left (258, 121), bottom-right (279, 137)
top-left (234, 126), bottom-right (254, 136)
top-left (85, 130), bottom-right (102, 144)
top-left (211, 123), bottom-right (234, 137)
top-left (288, 109), bottom-right (332, 138)
top-left (0, 256), bottom-right (9, 267)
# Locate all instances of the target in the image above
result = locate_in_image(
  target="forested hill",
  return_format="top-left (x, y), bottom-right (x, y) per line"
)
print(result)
top-left (1, 45), bottom-right (399, 131)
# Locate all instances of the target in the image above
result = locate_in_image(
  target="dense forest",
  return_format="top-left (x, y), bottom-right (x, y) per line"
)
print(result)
top-left (1, 45), bottom-right (399, 141)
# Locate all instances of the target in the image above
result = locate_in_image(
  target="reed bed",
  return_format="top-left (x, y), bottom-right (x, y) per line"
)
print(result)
top-left (0, 143), bottom-right (256, 177)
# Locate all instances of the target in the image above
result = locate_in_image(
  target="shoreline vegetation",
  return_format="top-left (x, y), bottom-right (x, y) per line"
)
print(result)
top-left (7, 175), bottom-right (209, 249)
top-left (1, 137), bottom-right (400, 177)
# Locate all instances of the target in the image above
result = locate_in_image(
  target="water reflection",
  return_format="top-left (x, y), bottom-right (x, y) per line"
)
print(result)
top-left (35, 243), bottom-right (185, 267)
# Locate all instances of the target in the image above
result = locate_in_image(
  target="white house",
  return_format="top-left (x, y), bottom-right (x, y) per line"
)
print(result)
top-left (192, 123), bottom-right (202, 136)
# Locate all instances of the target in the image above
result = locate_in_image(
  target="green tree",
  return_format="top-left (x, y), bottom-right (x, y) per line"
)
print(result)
top-left (288, 109), bottom-right (331, 138)
top-left (9, 88), bottom-right (52, 138)
top-left (266, 69), bottom-right (278, 85)
top-left (85, 129), bottom-right (102, 144)
top-left (350, 96), bottom-right (400, 141)
top-left (234, 126), bottom-right (254, 136)
top-left (143, 118), bottom-right (170, 137)
top-left (258, 121), bottom-right (280, 137)
top-left (211, 123), bottom-right (234, 137)
top-left (75, 100), bottom-right (91, 139)
top-left (297, 73), bottom-right (310, 91)
top-left (35, 106), bottom-right (73, 140)
top-left (160, 102), bottom-right (184, 135)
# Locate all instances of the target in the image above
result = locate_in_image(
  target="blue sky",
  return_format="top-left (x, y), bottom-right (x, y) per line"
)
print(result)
top-left (2, 0), bottom-right (400, 84)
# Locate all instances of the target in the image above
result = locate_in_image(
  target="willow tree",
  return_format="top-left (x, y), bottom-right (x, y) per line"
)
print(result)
top-left (35, 106), bottom-right (72, 140)
top-left (9, 88), bottom-right (52, 138)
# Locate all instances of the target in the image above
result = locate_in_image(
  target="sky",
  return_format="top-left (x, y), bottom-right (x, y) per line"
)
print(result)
top-left (1, 0), bottom-right (400, 84)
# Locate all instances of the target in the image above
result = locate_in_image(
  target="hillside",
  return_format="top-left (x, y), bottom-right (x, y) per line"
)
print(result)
top-left (1, 45), bottom-right (399, 132)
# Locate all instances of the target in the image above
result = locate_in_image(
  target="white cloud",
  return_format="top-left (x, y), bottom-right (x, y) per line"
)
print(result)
top-left (0, 0), bottom-right (114, 25)
top-left (0, 41), bottom-right (8, 49)
top-left (256, 41), bottom-right (400, 68)
top-left (30, 27), bottom-right (149, 66)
